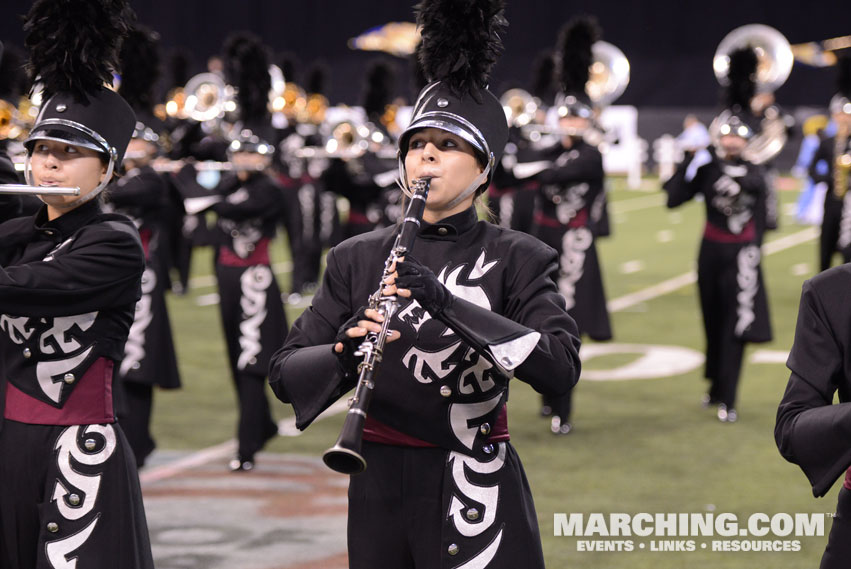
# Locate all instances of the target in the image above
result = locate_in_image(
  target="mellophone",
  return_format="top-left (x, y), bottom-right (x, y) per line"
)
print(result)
top-left (322, 176), bottom-right (432, 475)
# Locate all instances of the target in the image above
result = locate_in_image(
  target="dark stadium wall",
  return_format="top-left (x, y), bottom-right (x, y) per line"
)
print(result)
top-left (0, 0), bottom-right (843, 107)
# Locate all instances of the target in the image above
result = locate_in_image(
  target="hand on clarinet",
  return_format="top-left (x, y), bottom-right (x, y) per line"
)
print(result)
top-left (333, 307), bottom-right (400, 376)
top-left (384, 256), bottom-right (453, 317)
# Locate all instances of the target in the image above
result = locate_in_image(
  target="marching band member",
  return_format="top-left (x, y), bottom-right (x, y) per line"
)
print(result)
top-left (663, 104), bottom-right (772, 422)
top-left (812, 54), bottom-right (851, 270)
top-left (514, 15), bottom-right (613, 435)
top-left (109, 25), bottom-right (182, 468)
top-left (324, 59), bottom-right (399, 238)
top-left (0, 0), bottom-right (154, 565)
top-left (269, 1), bottom-right (580, 566)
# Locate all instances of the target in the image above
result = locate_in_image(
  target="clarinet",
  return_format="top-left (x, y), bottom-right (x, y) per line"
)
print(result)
top-left (322, 177), bottom-right (432, 474)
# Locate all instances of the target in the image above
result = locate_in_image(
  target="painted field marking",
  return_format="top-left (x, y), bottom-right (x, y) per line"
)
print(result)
top-left (140, 439), bottom-right (236, 485)
top-left (608, 227), bottom-right (818, 313)
top-left (277, 398), bottom-right (352, 437)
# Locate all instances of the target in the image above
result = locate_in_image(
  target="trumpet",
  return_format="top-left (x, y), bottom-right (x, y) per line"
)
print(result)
top-left (0, 184), bottom-right (80, 196)
top-left (322, 176), bottom-right (432, 475)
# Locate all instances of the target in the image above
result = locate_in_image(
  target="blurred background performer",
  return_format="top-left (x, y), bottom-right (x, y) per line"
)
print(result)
top-left (663, 76), bottom-right (772, 423)
top-left (269, 0), bottom-right (581, 566)
top-left (108, 25), bottom-right (182, 468)
top-left (191, 33), bottom-right (289, 472)
top-left (0, 40), bottom-right (40, 220)
top-left (711, 27), bottom-right (796, 245)
top-left (490, 51), bottom-right (556, 233)
top-left (323, 59), bottom-right (399, 238)
top-left (514, 15), bottom-right (613, 435)
top-left (0, 0), bottom-right (154, 566)
top-left (812, 53), bottom-right (851, 270)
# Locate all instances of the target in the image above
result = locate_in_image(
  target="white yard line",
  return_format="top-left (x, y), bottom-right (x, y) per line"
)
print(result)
top-left (610, 193), bottom-right (666, 214)
top-left (607, 227), bottom-right (818, 313)
top-left (139, 438), bottom-right (236, 485)
top-left (277, 398), bottom-right (352, 437)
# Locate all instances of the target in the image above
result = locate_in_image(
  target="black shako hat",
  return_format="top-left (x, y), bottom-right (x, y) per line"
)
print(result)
top-left (23, 0), bottom-right (136, 169)
top-left (398, 0), bottom-right (509, 189)
top-left (401, 81), bottom-right (508, 167)
top-left (26, 89), bottom-right (136, 165)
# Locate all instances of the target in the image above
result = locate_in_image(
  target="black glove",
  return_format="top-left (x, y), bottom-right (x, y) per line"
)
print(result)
top-left (395, 256), bottom-right (453, 317)
top-left (332, 306), bottom-right (369, 377)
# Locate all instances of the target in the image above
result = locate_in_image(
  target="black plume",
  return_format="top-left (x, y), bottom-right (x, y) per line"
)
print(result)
top-left (409, 40), bottom-right (429, 97)
top-left (557, 15), bottom-right (600, 97)
top-left (24, 0), bottom-right (135, 103)
top-left (306, 62), bottom-right (329, 95)
top-left (235, 39), bottom-right (272, 123)
top-left (277, 52), bottom-right (298, 85)
top-left (0, 43), bottom-right (27, 101)
top-left (530, 50), bottom-right (556, 102)
top-left (362, 60), bottom-right (396, 118)
top-left (724, 46), bottom-right (757, 111)
top-left (118, 25), bottom-right (161, 113)
top-left (223, 31), bottom-right (256, 85)
top-left (838, 52), bottom-right (851, 98)
top-left (166, 48), bottom-right (191, 91)
top-left (415, 0), bottom-right (507, 99)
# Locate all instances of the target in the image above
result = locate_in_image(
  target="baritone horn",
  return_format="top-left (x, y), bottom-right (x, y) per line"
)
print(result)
top-left (711, 24), bottom-right (793, 164)
top-left (501, 89), bottom-right (538, 127)
top-left (182, 72), bottom-right (236, 123)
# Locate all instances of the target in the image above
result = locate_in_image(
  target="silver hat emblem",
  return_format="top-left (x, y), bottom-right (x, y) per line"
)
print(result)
top-left (436, 98), bottom-right (449, 108)
top-left (56, 103), bottom-right (67, 112)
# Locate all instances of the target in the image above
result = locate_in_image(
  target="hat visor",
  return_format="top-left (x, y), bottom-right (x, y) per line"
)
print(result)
top-left (399, 114), bottom-right (488, 160)
top-left (24, 125), bottom-right (107, 155)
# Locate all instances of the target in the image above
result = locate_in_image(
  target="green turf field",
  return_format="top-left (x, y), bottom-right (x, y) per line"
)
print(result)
top-left (154, 176), bottom-right (835, 568)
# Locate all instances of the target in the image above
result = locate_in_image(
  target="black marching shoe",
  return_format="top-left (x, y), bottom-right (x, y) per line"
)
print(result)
top-left (550, 417), bottom-right (573, 435)
top-left (716, 404), bottom-right (738, 423)
top-left (228, 457), bottom-right (255, 472)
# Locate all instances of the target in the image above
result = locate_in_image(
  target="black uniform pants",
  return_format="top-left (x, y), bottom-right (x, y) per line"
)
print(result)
top-left (820, 194), bottom-right (843, 271)
top-left (234, 371), bottom-right (278, 461)
top-left (0, 420), bottom-right (154, 569)
top-left (348, 442), bottom-right (546, 569)
top-left (121, 382), bottom-right (156, 468)
top-left (822, 486), bottom-right (851, 569)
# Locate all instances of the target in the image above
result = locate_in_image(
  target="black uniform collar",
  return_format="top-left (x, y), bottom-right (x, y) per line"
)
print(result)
top-left (419, 206), bottom-right (478, 240)
top-left (33, 199), bottom-right (101, 239)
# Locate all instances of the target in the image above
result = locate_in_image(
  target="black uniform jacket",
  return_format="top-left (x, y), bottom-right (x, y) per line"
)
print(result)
top-left (664, 147), bottom-right (766, 236)
top-left (776, 264), bottom-right (851, 497)
top-left (0, 201), bottom-right (144, 423)
top-left (270, 207), bottom-right (581, 456)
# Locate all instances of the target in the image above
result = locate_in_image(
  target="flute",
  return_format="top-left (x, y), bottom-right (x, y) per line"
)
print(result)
top-left (0, 185), bottom-right (81, 196)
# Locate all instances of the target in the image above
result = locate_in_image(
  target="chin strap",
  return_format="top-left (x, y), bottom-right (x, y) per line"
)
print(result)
top-left (27, 149), bottom-right (116, 208)
top-left (396, 152), bottom-right (495, 206)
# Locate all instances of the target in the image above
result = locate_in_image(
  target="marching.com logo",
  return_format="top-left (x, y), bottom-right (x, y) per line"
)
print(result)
top-left (554, 512), bottom-right (826, 553)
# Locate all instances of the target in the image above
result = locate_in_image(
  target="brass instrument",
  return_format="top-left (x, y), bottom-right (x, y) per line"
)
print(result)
top-left (588, 41), bottom-right (631, 107)
top-left (834, 123), bottom-right (851, 199)
top-left (182, 72), bottom-right (236, 123)
top-left (0, 184), bottom-right (80, 196)
top-left (294, 118), bottom-right (395, 160)
top-left (501, 89), bottom-right (539, 128)
top-left (711, 24), bottom-right (793, 164)
top-left (322, 176), bottom-right (432, 475)
top-left (519, 41), bottom-right (629, 147)
top-left (0, 98), bottom-right (37, 141)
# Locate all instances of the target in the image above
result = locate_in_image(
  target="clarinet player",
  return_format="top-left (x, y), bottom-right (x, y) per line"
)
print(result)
top-left (268, 1), bottom-right (581, 567)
